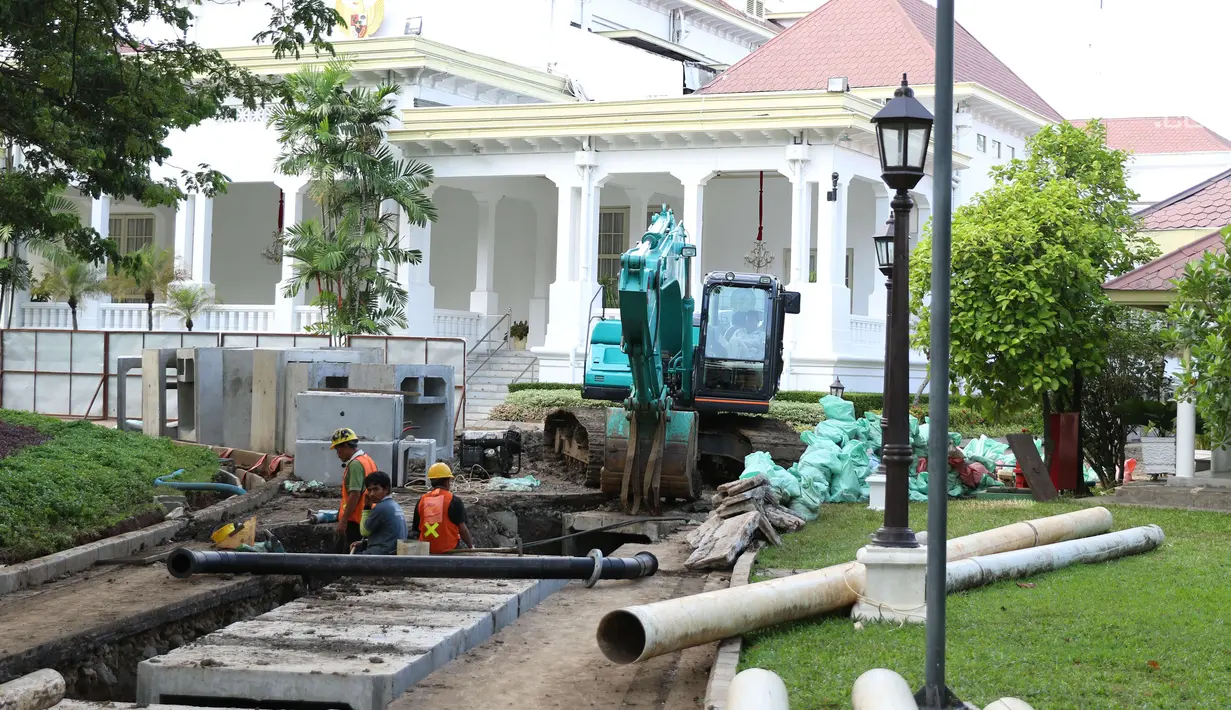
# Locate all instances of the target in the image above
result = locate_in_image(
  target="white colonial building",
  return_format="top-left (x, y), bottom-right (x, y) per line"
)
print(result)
top-left (18, 0), bottom-right (1064, 392)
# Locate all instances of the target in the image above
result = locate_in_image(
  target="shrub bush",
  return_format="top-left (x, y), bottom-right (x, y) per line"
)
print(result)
top-left (506, 382), bottom-right (582, 394)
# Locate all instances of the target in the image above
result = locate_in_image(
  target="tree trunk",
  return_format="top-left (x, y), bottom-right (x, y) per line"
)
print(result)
top-left (146, 291), bottom-right (155, 332)
top-left (69, 298), bottom-right (78, 331)
top-left (186, 317), bottom-right (194, 332)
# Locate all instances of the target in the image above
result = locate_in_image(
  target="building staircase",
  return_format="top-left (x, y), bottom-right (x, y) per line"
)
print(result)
top-left (463, 348), bottom-right (539, 427)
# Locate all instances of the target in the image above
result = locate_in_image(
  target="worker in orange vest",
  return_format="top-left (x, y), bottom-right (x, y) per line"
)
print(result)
top-left (331, 427), bottom-right (378, 553)
top-left (413, 463), bottom-right (474, 554)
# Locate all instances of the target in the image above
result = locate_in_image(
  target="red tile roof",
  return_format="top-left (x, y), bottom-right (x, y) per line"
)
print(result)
top-left (697, 0), bottom-right (1062, 122)
top-left (1135, 168), bottom-right (1231, 230)
top-left (1104, 229), bottom-right (1227, 292)
top-left (1070, 117), bottom-right (1231, 155)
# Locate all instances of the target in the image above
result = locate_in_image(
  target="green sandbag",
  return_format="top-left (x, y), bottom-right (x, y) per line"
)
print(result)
top-left (804, 421), bottom-right (851, 447)
top-left (844, 440), bottom-right (871, 481)
top-left (963, 435), bottom-right (1011, 470)
top-left (862, 412), bottom-right (883, 455)
top-left (795, 444), bottom-right (835, 495)
top-left (740, 451), bottom-right (801, 502)
top-left (789, 499), bottom-right (819, 522)
top-left (820, 394), bottom-right (856, 422)
top-left (826, 453), bottom-right (863, 504)
top-left (908, 470), bottom-right (929, 502)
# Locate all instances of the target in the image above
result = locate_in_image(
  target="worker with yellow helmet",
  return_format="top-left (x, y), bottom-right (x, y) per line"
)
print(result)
top-left (412, 463), bottom-right (474, 554)
top-left (330, 427), bottom-right (378, 553)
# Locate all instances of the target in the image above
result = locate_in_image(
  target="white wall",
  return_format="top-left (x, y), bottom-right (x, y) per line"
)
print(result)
top-left (954, 115), bottom-right (1028, 203)
top-left (211, 183), bottom-right (284, 305)
top-left (1126, 152), bottom-right (1231, 209)
top-left (700, 175), bottom-right (792, 279)
top-left (845, 178), bottom-right (879, 317)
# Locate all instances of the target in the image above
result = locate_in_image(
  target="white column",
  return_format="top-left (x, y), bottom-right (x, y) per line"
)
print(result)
top-left (401, 186), bottom-right (436, 337)
top-left (173, 195), bottom-right (196, 275)
top-left (626, 190), bottom-right (655, 244)
top-left (826, 176), bottom-right (851, 338)
top-left (469, 193), bottom-right (501, 315)
top-left (191, 194), bottom-right (213, 287)
top-left (786, 163), bottom-right (812, 288)
top-left (672, 169), bottom-right (711, 297)
top-left (528, 197), bottom-right (554, 348)
top-left (80, 195), bottom-right (113, 330)
top-left (540, 162), bottom-right (601, 372)
top-left (1176, 348), bottom-right (1196, 478)
top-left (273, 180), bottom-right (306, 332)
top-left (867, 192), bottom-right (890, 317)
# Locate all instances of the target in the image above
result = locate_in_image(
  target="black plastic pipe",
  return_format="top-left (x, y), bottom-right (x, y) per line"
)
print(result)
top-left (166, 548), bottom-right (659, 582)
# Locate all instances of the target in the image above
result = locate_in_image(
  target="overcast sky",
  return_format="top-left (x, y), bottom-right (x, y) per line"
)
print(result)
top-left (785, 0), bottom-right (1231, 139)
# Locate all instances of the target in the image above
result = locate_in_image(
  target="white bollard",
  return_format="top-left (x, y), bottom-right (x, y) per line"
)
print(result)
top-left (727, 668), bottom-right (789, 710)
top-left (0, 669), bottom-right (66, 710)
top-left (851, 669), bottom-right (916, 710)
top-left (985, 699), bottom-right (1034, 710)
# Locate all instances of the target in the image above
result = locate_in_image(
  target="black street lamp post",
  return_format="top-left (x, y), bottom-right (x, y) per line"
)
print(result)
top-left (869, 75), bottom-right (934, 548)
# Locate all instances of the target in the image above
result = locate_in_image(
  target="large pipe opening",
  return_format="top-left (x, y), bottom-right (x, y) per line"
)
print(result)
top-left (166, 549), bottom-right (195, 578)
top-left (595, 610), bottom-right (646, 664)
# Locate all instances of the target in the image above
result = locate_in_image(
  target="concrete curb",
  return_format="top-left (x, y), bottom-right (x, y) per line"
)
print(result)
top-left (703, 543), bottom-right (761, 710)
top-left (0, 474), bottom-right (287, 598)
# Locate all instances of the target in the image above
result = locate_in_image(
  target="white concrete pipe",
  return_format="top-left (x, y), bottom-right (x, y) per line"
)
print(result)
top-left (947, 525), bottom-right (1163, 593)
top-left (726, 668), bottom-right (790, 710)
top-left (851, 669), bottom-right (915, 710)
top-left (0, 669), bottom-right (66, 710)
top-left (917, 506), bottom-right (1114, 558)
top-left (984, 699), bottom-right (1035, 710)
top-left (596, 508), bottom-right (1113, 664)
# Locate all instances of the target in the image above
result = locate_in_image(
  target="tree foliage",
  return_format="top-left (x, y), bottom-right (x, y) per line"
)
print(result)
top-left (1167, 226), bottom-right (1231, 450)
top-left (30, 245), bottom-right (109, 330)
top-left (1080, 306), bottom-right (1171, 487)
top-left (272, 60), bottom-right (435, 344)
top-left (106, 245), bottom-right (183, 331)
top-left (0, 0), bottom-right (340, 264)
top-left (159, 283), bottom-right (214, 332)
top-left (909, 121), bottom-right (1159, 414)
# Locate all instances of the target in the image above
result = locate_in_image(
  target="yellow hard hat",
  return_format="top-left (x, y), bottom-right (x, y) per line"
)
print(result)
top-left (427, 462), bottom-right (454, 480)
top-left (330, 427), bottom-right (359, 449)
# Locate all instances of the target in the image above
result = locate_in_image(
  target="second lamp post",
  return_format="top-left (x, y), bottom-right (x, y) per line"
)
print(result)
top-left (869, 74), bottom-right (934, 548)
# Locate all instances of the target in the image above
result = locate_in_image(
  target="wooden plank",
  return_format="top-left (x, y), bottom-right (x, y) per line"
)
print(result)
top-left (717, 475), bottom-right (767, 497)
top-left (1006, 433), bottom-right (1059, 502)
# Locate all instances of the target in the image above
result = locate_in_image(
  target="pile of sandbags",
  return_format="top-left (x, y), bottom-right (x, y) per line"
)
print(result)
top-left (684, 474), bottom-right (807, 570)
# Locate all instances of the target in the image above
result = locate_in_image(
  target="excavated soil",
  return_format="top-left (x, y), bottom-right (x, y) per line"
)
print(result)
top-left (0, 420), bottom-right (48, 460)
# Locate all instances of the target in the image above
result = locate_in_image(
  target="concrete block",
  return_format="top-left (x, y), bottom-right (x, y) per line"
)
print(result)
top-left (221, 349), bottom-right (255, 451)
top-left (293, 440), bottom-right (399, 485)
top-left (852, 544), bottom-right (928, 624)
top-left (136, 574), bottom-right (568, 710)
top-left (296, 391), bottom-right (403, 442)
top-left (175, 347), bottom-right (224, 445)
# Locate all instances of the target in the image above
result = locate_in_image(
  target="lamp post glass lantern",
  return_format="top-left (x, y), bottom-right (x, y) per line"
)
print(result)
top-left (869, 74), bottom-right (934, 548)
top-left (829, 377), bottom-right (845, 398)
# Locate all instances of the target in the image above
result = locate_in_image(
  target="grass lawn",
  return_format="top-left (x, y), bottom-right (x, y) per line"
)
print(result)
top-left (0, 410), bottom-right (220, 563)
top-left (741, 499), bottom-right (1231, 709)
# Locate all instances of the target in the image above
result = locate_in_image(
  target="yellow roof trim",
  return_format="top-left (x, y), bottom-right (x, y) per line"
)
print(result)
top-left (851, 82), bottom-right (1056, 129)
top-left (1105, 289), bottom-right (1175, 308)
top-left (391, 91), bottom-right (881, 142)
top-left (217, 36), bottom-right (576, 103)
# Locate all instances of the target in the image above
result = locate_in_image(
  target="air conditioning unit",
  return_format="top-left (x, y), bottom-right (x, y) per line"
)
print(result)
top-left (745, 0), bottom-right (765, 19)
top-left (684, 63), bottom-right (718, 93)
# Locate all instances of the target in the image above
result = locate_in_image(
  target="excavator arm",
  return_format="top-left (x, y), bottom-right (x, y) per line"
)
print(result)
top-left (606, 208), bottom-right (699, 513)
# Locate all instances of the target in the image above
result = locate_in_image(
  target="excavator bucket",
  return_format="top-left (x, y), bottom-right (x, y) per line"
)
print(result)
top-left (600, 407), bottom-right (700, 512)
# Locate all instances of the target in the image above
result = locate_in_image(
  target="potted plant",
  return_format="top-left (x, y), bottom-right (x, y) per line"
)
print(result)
top-left (510, 320), bottom-right (529, 350)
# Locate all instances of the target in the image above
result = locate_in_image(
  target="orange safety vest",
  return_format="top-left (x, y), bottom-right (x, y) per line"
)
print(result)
top-left (417, 488), bottom-right (461, 554)
top-left (339, 452), bottom-right (378, 524)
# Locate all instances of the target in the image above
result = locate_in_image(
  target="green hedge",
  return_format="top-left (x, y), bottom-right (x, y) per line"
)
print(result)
top-left (507, 382), bottom-right (582, 394)
top-left (501, 383), bottom-right (1040, 438)
top-left (0, 411), bottom-right (221, 563)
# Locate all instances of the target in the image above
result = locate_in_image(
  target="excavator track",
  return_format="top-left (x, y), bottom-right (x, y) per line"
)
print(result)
top-left (543, 408), bottom-right (805, 497)
top-left (544, 408), bottom-right (607, 487)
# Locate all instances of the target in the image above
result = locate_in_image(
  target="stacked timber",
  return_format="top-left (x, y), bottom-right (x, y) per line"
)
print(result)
top-left (684, 474), bottom-right (807, 571)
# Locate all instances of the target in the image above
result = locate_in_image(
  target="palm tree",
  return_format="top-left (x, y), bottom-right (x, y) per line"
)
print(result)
top-left (160, 283), bottom-right (214, 331)
top-left (107, 245), bottom-right (182, 331)
top-left (30, 246), bottom-right (108, 330)
top-left (269, 59), bottom-right (435, 344)
top-left (0, 193), bottom-right (75, 327)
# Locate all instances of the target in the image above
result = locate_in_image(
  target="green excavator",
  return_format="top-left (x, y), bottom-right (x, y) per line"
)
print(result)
top-left (544, 207), bottom-right (804, 513)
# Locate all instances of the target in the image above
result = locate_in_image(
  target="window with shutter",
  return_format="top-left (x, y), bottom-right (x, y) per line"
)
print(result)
top-left (598, 208), bottom-right (629, 307)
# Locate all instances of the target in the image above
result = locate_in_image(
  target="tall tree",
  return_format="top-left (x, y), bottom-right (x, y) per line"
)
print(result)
top-left (0, 0), bottom-right (340, 266)
top-left (1167, 226), bottom-right (1231, 450)
top-left (909, 121), bottom-right (1158, 416)
top-left (271, 60), bottom-right (435, 344)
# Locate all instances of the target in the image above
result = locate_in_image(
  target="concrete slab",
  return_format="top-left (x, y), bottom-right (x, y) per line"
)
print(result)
top-left (137, 575), bottom-right (569, 710)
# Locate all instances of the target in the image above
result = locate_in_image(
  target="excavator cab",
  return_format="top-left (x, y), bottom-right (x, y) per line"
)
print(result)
top-left (692, 272), bottom-right (800, 414)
